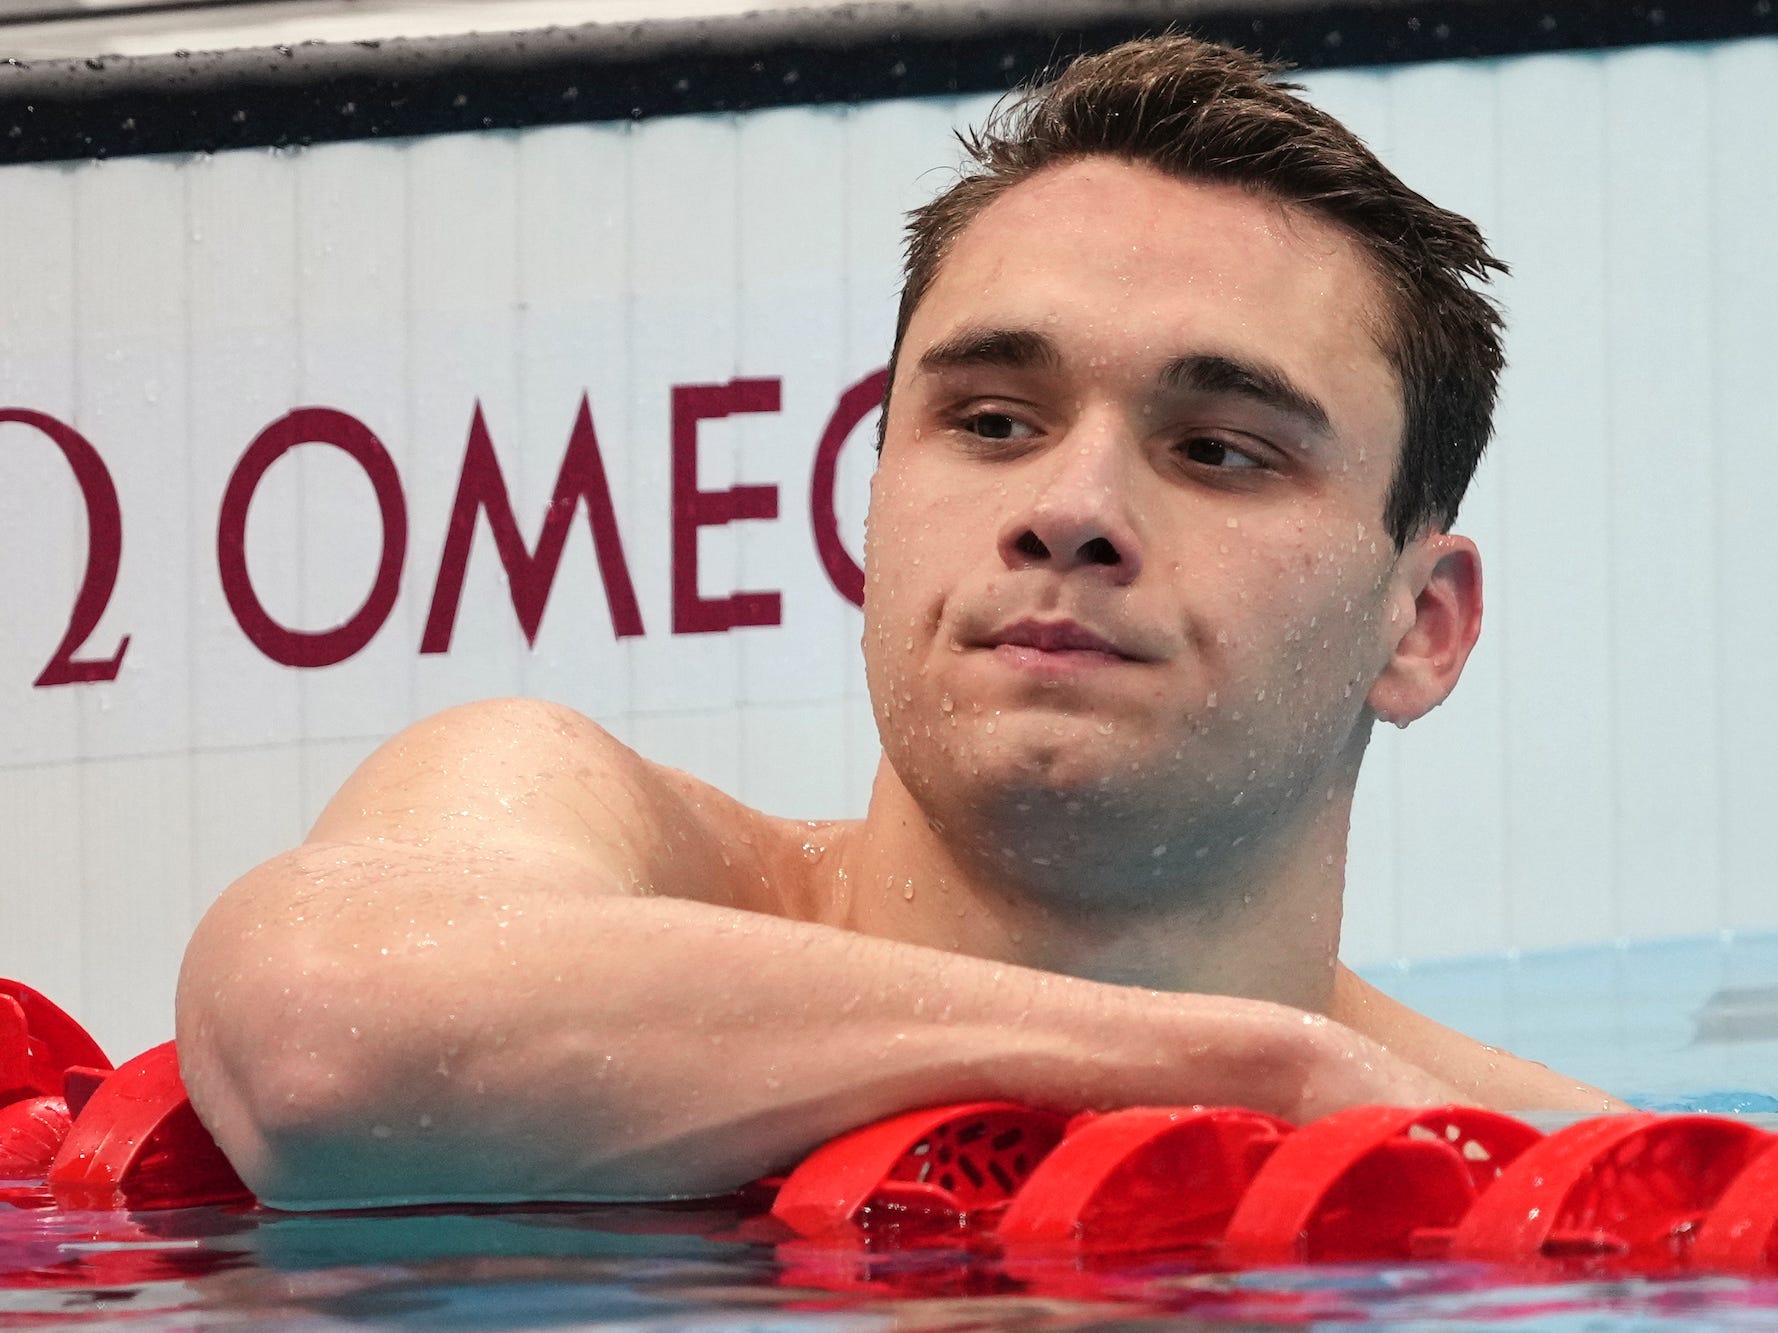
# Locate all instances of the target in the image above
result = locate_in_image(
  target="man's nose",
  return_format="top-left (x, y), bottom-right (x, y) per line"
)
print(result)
top-left (997, 429), bottom-right (1143, 583)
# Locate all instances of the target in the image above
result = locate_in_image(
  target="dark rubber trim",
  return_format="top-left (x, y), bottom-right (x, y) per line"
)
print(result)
top-left (2, 1), bottom-right (1773, 165)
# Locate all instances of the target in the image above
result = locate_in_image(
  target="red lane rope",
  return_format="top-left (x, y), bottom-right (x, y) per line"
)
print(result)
top-left (4, 975), bottom-right (1774, 1279)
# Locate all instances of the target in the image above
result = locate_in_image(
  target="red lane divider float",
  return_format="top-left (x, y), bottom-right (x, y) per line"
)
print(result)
top-left (1450, 1111), bottom-right (1771, 1270)
top-left (996, 1105), bottom-right (1290, 1254)
top-left (5, 973), bottom-right (1778, 1283)
top-left (0, 979), bottom-right (110, 1112)
top-left (0, 1096), bottom-right (73, 1179)
top-left (770, 1101), bottom-right (1778, 1276)
top-left (772, 1102), bottom-right (1069, 1239)
top-left (0, 983), bottom-right (248, 1213)
top-left (1221, 1104), bottom-right (1542, 1265)
top-left (46, 1041), bottom-right (253, 1211)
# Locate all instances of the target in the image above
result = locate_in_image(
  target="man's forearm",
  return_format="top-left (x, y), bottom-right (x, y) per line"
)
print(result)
top-left (176, 841), bottom-right (1446, 1208)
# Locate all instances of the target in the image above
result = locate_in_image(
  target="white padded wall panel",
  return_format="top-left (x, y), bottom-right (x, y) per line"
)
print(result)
top-left (512, 123), bottom-right (635, 718)
top-left (1378, 59), bottom-right (1510, 964)
top-left (80, 755), bottom-right (191, 1061)
top-left (187, 152), bottom-right (302, 755)
top-left (736, 105), bottom-right (850, 714)
top-left (295, 140), bottom-right (417, 744)
top-left (0, 164), bottom-right (80, 772)
top-left (73, 158), bottom-right (192, 764)
top-left (1708, 39), bottom-right (1778, 936)
top-left (1487, 53), bottom-right (1615, 953)
top-left (1601, 48), bottom-right (1720, 941)
top-left (626, 115), bottom-right (743, 718)
top-left (405, 132), bottom-right (526, 721)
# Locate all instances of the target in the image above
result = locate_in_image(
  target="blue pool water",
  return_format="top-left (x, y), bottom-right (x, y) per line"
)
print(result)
top-left (6, 932), bottom-right (1778, 1330)
top-left (1367, 931), bottom-right (1778, 1113)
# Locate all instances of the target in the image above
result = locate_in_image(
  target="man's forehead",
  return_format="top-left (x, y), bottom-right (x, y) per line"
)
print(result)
top-left (953, 158), bottom-right (1367, 286)
top-left (900, 157), bottom-right (1405, 457)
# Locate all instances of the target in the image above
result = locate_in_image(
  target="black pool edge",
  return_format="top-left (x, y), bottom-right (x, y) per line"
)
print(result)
top-left (2, 0), bottom-right (1775, 165)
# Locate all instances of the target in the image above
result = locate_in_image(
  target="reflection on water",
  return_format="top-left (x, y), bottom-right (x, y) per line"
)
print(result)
top-left (10, 1188), bottom-right (1778, 1329)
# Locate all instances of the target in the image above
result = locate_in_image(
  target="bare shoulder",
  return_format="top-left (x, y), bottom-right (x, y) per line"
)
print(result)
top-left (1330, 965), bottom-right (1627, 1114)
top-left (308, 698), bottom-right (792, 912)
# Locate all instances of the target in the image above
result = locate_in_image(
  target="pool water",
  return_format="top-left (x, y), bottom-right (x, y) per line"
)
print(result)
top-left (6, 932), bottom-right (1778, 1330)
top-left (1366, 931), bottom-right (1778, 1113)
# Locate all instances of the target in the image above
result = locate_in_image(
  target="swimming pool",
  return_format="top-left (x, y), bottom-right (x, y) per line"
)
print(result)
top-left (5, 932), bottom-right (1778, 1329)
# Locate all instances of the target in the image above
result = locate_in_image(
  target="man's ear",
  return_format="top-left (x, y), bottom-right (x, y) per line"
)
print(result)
top-left (1366, 533), bottom-right (1483, 726)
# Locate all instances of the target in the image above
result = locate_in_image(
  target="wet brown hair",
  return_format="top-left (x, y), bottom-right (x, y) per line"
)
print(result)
top-left (881, 33), bottom-right (1506, 548)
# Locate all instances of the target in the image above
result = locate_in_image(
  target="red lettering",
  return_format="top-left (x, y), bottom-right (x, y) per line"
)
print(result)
top-left (217, 408), bottom-right (407, 669)
top-left (808, 368), bottom-right (886, 610)
top-left (1, 409), bottom-right (131, 687)
top-left (671, 378), bottom-right (782, 634)
top-left (422, 396), bottom-right (643, 653)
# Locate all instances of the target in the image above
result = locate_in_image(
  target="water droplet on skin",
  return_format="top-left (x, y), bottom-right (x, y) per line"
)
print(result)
top-left (902, 880), bottom-right (916, 901)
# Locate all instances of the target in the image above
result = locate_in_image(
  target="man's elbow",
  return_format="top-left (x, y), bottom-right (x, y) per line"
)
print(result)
top-left (175, 871), bottom-right (386, 1206)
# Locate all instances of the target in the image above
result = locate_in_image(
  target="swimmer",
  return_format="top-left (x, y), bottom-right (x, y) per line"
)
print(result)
top-left (176, 34), bottom-right (1625, 1208)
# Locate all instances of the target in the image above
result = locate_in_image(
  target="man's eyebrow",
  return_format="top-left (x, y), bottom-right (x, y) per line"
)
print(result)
top-left (916, 326), bottom-right (1062, 375)
top-left (1162, 353), bottom-right (1334, 437)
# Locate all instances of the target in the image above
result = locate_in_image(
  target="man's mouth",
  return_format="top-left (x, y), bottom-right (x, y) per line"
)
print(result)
top-left (984, 619), bottom-right (1146, 669)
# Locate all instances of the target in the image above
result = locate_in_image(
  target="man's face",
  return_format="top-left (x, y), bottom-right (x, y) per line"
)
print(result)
top-left (864, 158), bottom-right (1417, 860)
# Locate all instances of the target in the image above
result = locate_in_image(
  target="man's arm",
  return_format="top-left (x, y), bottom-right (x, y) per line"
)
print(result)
top-left (174, 700), bottom-right (1481, 1208)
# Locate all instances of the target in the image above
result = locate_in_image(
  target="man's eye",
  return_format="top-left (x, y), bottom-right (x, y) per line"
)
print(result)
top-left (1180, 436), bottom-right (1263, 470)
top-left (960, 412), bottom-right (1034, 442)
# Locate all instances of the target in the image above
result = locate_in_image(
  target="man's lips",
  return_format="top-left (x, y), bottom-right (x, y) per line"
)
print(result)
top-left (983, 619), bottom-right (1146, 663)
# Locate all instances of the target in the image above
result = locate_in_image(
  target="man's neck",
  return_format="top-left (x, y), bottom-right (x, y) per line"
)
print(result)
top-left (820, 758), bottom-right (1354, 1014)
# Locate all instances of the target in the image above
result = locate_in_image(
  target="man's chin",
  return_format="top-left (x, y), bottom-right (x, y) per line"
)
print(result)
top-left (950, 733), bottom-right (1145, 815)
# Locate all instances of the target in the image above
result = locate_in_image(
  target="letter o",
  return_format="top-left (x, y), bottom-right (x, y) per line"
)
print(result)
top-left (217, 408), bottom-right (407, 669)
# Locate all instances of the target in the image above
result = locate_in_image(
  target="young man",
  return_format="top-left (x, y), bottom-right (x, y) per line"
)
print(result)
top-left (177, 35), bottom-right (1621, 1209)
